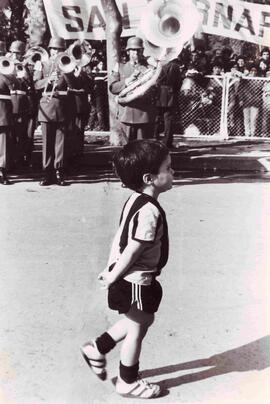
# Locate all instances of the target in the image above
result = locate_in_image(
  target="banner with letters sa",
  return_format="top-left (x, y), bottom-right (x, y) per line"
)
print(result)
top-left (43, 0), bottom-right (270, 46)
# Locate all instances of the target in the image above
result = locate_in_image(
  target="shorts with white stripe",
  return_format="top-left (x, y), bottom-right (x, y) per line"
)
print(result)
top-left (108, 278), bottom-right (162, 314)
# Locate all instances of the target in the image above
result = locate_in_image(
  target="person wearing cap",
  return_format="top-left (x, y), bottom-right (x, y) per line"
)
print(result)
top-left (109, 36), bottom-right (157, 142)
top-left (34, 36), bottom-right (73, 186)
top-left (8, 40), bottom-right (26, 62)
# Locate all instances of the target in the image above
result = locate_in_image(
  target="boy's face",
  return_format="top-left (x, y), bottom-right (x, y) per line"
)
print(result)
top-left (152, 154), bottom-right (174, 194)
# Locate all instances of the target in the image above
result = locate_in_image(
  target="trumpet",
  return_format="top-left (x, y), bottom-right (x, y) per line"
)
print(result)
top-left (0, 56), bottom-right (15, 75)
top-left (43, 53), bottom-right (77, 100)
top-left (67, 39), bottom-right (93, 68)
top-left (24, 46), bottom-right (49, 65)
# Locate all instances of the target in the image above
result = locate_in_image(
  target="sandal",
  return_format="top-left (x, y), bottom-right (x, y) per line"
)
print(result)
top-left (80, 340), bottom-right (107, 381)
top-left (115, 376), bottom-right (161, 399)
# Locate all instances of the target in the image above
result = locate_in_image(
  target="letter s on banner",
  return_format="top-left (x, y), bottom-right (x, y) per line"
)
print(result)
top-left (62, 6), bottom-right (84, 32)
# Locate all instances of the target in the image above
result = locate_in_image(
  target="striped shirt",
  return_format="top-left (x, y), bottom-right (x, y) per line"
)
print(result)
top-left (108, 192), bottom-right (168, 285)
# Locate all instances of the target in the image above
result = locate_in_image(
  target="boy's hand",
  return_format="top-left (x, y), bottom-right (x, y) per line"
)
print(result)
top-left (98, 270), bottom-right (116, 290)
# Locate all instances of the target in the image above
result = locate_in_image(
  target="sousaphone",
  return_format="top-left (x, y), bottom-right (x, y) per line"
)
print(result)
top-left (117, 0), bottom-right (202, 106)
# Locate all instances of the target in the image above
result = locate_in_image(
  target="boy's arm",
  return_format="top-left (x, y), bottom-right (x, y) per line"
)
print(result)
top-left (98, 239), bottom-right (146, 289)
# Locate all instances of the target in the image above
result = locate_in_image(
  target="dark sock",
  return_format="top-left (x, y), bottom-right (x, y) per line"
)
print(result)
top-left (95, 332), bottom-right (116, 355)
top-left (119, 361), bottom-right (139, 384)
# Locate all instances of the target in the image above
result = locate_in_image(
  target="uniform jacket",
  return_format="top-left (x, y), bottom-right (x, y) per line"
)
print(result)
top-left (0, 74), bottom-right (13, 126)
top-left (34, 59), bottom-right (73, 123)
top-left (155, 61), bottom-right (182, 108)
top-left (109, 61), bottom-right (156, 124)
top-left (68, 70), bottom-right (92, 115)
top-left (10, 71), bottom-right (31, 116)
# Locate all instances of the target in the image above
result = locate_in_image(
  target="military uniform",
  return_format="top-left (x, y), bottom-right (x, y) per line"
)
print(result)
top-left (0, 73), bottom-right (13, 184)
top-left (154, 60), bottom-right (182, 147)
top-left (10, 66), bottom-right (33, 166)
top-left (68, 69), bottom-right (92, 160)
top-left (34, 57), bottom-right (73, 184)
top-left (109, 36), bottom-right (156, 142)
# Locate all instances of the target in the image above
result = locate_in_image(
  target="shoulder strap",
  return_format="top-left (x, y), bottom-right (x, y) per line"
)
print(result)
top-left (119, 193), bottom-right (169, 274)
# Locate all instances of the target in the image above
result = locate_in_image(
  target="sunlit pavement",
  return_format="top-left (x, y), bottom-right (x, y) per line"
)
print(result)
top-left (0, 177), bottom-right (270, 404)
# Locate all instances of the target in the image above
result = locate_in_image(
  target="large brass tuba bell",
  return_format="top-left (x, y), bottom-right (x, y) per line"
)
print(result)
top-left (140, 0), bottom-right (202, 61)
top-left (117, 0), bottom-right (202, 106)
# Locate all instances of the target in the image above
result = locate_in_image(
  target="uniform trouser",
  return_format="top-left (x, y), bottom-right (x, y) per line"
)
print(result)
top-left (154, 107), bottom-right (174, 146)
top-left (41, 121), bottom-right (66, 173)
top-left (0, 127), bottom-right (12, 169)
top-left (12, 114), bottom-right (28, 163)
top-left (73, 114), bottom-right (87, 156)
top-left (26, 115), bottom-right (37, 161)
top-left (121, 122), bottom-right (154, 142)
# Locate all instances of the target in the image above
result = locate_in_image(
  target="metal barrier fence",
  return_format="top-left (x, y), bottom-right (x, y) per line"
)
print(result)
top-left (177, 74), bottom-right (270, 139)
top-left (87, 72), bottom-right (270, 139)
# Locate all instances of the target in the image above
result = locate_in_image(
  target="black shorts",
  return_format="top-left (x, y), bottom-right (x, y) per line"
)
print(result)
top-left (108, 278), bottom-right (162, 314)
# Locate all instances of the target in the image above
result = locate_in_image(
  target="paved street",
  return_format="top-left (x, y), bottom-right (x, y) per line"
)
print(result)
top-left (0, 175), bottom-right (270, 404)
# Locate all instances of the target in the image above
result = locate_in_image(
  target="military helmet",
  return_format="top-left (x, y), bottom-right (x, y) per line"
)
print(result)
top-left (9, 40), bottom-right (26, 53)
top-left (126, 36), bottom-right (144, 50)
top-left (48, 37), bottom-right (66, 50)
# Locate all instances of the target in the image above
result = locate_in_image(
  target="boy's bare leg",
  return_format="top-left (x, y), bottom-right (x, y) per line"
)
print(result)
top-left (120, 304), bottom-right (154, 366)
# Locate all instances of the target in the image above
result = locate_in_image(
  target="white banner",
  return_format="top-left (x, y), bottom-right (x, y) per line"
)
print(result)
top-left (43, 0), bottom-right (270, 46)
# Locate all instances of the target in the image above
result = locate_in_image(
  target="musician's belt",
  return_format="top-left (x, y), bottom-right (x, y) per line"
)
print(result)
top-left (0, 94), bottom-right (11, 100)
top-left (68, 88), bottom-right (85, 93)
top-left (42, 91), bottom-right (68, 96)
top-left (10, 90), bottom-right (27, 95)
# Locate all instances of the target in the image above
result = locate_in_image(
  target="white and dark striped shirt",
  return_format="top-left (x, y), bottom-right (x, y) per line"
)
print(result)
top-left (108, 192), bottom-right (168, 285)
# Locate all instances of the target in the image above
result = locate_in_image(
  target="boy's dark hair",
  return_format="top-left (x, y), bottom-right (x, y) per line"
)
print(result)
top-left (113, 140), bottom-right (169, 191)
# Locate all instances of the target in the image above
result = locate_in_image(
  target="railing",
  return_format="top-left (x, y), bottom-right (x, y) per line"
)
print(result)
top-left (87, 72), bottom-right (270, 140)
top-left (177, 74), bottom-right (270, 140)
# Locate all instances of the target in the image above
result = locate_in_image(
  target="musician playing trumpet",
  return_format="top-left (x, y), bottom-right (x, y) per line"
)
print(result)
top-left (34, 37), bottom-right (74, 186)
top-left (109, 36), bottom-right (157, 142)
top-left (8, 40), bottom-right (35, 168)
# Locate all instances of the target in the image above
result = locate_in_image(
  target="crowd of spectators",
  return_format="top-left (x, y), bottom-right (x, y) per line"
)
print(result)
top-left (87, 42), bottom-right (270, 138)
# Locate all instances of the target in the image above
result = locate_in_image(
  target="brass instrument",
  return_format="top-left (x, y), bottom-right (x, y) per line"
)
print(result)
top-left (24, 46), bottom-right (49, 65)
top-left (117, 0), bottom-right (202, 105)
top-left (67, 39), bottom-right (93, 68)
top-left (0, 56), bottom-right (15, 75)
top-left (43, 52), bottom-right (77, 100)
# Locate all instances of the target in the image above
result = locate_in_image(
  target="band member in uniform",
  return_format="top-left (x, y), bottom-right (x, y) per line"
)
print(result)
top-left (154, 58), bottom-right (182, 148)
top-left (8, 41), bottom-right (35, 167)
top-left (34, 37), bottom-right (73, 186)
top-left (0, 60), bottom-right (15, 184)
top-left (65, 41), bottom-right (93, 165)
top-left (109, 36), bottom-right (157, 142)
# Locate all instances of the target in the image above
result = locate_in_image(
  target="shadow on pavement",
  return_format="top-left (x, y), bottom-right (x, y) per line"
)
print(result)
top-left (6, 166), bottom-right (270, 186)
top-left (140, 335), bottom-right (270, 389)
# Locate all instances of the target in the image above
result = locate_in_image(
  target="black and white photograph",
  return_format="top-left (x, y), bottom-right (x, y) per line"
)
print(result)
top-left (0, 0), bottom-right (270, 403)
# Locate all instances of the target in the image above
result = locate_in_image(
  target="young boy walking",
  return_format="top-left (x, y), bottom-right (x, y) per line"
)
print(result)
top-left (81, 139), bottom-right (174, 399)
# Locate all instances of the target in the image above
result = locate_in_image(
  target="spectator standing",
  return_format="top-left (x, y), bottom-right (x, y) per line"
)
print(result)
top-left (236, 56), bottom-right (246, 74)
top-left (261, 69), bottom-right (270, 137)
top-left (238, 65), bottom-right (262, 137)
top-left (109, 36), bottom-right (157, 142)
